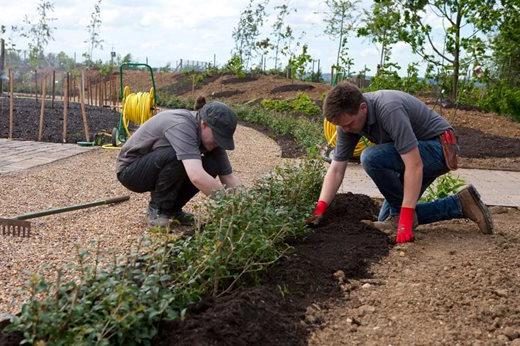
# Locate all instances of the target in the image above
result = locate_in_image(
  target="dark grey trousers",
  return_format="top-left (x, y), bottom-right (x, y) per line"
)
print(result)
top-left (117, 147), bottom-right (219, 213)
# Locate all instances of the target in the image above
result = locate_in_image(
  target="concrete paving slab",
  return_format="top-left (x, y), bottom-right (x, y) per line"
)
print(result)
top-left (339, 163), bottom-right (520, 207)
top-left (0, 139), bottom-right (97, 174)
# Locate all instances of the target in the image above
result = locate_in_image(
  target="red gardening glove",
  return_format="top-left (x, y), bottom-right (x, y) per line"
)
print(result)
top-left (305, 200), bottom-right (328, 226)
top-left (396, 207), bottom-right (415, 243)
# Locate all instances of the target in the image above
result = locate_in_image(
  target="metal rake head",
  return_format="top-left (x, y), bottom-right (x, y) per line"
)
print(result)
top-left (0, 218), bottom-right (31, 237)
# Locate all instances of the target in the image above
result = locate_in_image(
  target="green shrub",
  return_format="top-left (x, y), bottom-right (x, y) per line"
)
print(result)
top-left (260, 93), bottom-right (321, 117)
top-left (235, 104), bottom-right (323, 155)
top-left (6, 159), bottom-right (325, 345)
top-left (156, 92), bottom-right (193, 109)
top-left (260, 98), bottom-right (292, 113)
top-left (290, 93), bottom-right (321, 116)
top-left (420, 173), bottom-right (466, 202)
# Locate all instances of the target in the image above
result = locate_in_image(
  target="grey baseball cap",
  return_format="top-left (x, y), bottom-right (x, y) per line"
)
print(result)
top-left (200, 101), bottom-right (237, 150)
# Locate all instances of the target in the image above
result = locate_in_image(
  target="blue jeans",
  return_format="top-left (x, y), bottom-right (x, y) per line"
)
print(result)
top-left (360, 140), bottom-right (464, 225)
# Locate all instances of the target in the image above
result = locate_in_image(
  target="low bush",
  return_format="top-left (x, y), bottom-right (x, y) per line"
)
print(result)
top-left (235, 104), bottom-right (323, 154)
top-left (260, 92), bottom-right (321, 117)
top-left (5, 158), bottom-right (325, 345)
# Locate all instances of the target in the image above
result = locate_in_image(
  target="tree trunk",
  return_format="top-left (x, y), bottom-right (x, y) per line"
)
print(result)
top-left (452, 6), bottom-right (462, 102)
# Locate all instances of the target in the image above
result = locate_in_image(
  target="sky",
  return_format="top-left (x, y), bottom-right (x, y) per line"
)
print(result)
top-left (0, 0), bottom-right (448, 76)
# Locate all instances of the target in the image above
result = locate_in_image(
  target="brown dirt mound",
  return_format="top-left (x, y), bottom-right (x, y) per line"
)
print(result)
top-left (155, 193), bottom-right (390, 345)
top-left (271, 84), bottom-right (315, 94)
top-left (211, 90), bottom-right (244, 98)
top-left (455, 126), bottom-right (520, 159)
top-left (221, 75), bottom-right (259, 84)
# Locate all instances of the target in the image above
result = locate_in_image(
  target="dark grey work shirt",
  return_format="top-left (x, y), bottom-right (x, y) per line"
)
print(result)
top-left (116, 109), bottom-right (232, 175)
top-left (334, 90), bottom-right (452, 161)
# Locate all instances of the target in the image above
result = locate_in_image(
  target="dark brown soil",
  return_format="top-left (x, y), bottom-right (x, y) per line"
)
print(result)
top-left (455, 126), bottom-right (520, 159)
top-left (211, 90), bottom-right (244, 98)
top-left (0, 320), bottom-right (22, 346)
top-left (271, 84), bottom-right (315, 94)
top-left (221, 75), bottom-right (259, 84)
top-left (154, 193), bottom-right (390, 345)
top-left (0, 97), bottom-right (119, 143)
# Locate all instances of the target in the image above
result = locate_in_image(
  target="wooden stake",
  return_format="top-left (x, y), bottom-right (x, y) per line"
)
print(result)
top-left (62, 74), bottom-right (69, 143)
top-left (88, 79), bottom-right (92, 105)
top-left (38, 77), bottom-right (46, 141)
top-left (73, 77), bottom-right (77, 103)
top-left (9, 68), bottom-right (13, 139)
top-left (35, 69), bottom-right (38, 102)
top-left (80, 70), bottom-right (90, 141)
top-left (51, 70), bottom-right (56, 109)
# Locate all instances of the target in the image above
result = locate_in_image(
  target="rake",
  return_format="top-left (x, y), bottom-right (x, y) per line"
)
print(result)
top-left (0, 196), bottom-right (130, 238)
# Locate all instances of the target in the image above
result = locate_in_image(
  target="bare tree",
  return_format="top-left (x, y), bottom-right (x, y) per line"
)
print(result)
top-left (84, 0), bottom-right (104, 63)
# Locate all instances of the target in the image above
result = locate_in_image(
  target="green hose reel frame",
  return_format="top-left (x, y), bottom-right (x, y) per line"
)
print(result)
top-left (112, 63), bottom-right (157, 147)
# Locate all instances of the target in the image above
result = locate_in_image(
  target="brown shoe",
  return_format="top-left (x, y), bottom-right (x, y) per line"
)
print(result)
top-left (457, 185), bottom-right (494, 234)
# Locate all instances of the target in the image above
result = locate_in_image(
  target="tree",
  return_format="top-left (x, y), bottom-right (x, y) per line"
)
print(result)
top-left (399, 0), bottom-right (501, 100)
top-left (84, 0), bottom-right (104, 64)
top-left (232, 0), bottom-right (268, 68)
top-left (56, 51), bottom-right (76, 71)
top-left (490, 0), bottom-right (520, 87)
top-left (323, 0), bottom-right (360, 74)
top-left (271, 4), bottom-right (296, 70)
top-left (16, 0), bottom-right (57, 67)
top-left (287, 44), bottom-right (312, 79)
top-left (357, 0), bottom-right (402, 67)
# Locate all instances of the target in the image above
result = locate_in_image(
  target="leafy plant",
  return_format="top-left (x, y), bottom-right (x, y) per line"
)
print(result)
top-left (260, 93), bottom-right (321, 117)
top-left (420, 173), bottom-right (466, 202)
top-left (226, 54), bottom-right (246, 78)
top-left (235, 103), bottom-right (323, 154)
top-left (6, 158), bottom-right (325, 344)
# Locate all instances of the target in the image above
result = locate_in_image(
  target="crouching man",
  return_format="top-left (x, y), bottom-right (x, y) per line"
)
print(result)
top-left (116, 98), bottom-right (241, 227)
top-left (306, 82), bottom-right (493, 243)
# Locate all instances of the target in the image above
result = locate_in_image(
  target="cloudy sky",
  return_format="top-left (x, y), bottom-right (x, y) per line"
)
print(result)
top-left (0, 0), bottom-right (445, 76)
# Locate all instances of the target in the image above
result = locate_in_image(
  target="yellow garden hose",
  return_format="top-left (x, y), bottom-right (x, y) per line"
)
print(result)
top-left (323, 118), bottom-right (372, 158)
top-left (121, 86), bottom-right (156, 137)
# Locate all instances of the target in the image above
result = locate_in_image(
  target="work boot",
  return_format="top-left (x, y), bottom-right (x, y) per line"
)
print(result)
top-left (457, 184), bottom-right (494, 234)
top-left (367, 213), bottom-right (418, 235)
top-left (147, 205), bottom-right (172, 228)
top-left (172, 210), bottom-right (195, 226)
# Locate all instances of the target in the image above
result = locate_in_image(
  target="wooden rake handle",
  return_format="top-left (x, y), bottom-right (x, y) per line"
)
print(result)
top-left (14, 196), bottom-right (130, 220)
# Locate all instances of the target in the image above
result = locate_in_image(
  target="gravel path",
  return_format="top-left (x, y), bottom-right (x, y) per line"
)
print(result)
top-left (0, 124), bottom-right (284, 315)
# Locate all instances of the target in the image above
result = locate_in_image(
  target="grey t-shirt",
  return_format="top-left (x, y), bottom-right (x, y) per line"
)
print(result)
top-left (116, 109), bottom-right (232, 175)
top-left (334, 90), bottom-right (452, 161)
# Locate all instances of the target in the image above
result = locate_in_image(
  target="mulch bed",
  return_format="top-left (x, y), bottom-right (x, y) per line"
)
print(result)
top-left (211, 90), bottom-right (244, 98)
top-left (0, 97), bottom-right (118, 143)
top-left (271, 84), bottom-right (315, 93)
top-left (221, 75), bottom-right (259, 84)
top-left (154, 193), bottom-right (389, 345)
top-left (455, 126), bottom-right (520, 159)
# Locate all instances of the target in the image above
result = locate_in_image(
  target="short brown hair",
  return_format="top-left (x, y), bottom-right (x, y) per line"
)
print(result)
top-left (323, 82), bottom-right (364, 121)
top-left (194, 95), bottom-right (207, 110)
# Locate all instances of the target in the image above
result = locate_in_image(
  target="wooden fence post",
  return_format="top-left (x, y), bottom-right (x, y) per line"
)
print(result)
top-left (63, 74), bottom-right (69, 143)
top-left (8, 68), bottom-right (13, 139)
top-left (38, 77), bottom-right (46, 141)
top-left (80, 70), bottom-right (90, 141)
top-left (51, 70), bottom-right (56, 109)
top-left (35, 69), bottom-right (38, 102)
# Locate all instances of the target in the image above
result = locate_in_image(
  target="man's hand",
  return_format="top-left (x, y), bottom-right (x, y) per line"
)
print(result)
top-left (396, 207), bottom-right (415, 243)
top-left (305, 200), bottom-right (328, 227)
